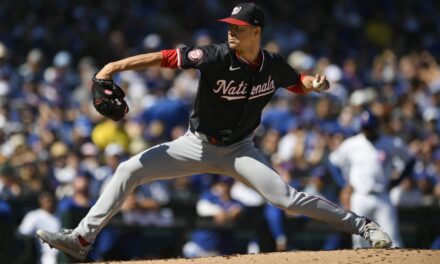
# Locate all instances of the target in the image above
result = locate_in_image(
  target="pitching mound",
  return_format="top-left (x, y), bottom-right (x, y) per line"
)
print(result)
top-left (95, 249), bottom-right (439, 264)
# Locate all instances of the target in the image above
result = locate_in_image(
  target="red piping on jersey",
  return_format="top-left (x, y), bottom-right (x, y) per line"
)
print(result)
top-left (235, 50), bottom-right (262, 72)
top-left (161, 49), bottom-right (179, 69)
top-left (286, 73), bottom-right (306, 94)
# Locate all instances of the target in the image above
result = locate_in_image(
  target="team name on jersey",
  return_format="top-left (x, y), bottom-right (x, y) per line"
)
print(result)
top-left (214, 76), bottom-right (275, 101)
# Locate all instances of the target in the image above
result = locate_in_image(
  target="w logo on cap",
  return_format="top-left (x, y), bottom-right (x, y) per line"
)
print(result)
top-left (232, 6), bottom-right (241, 15)
top-left (219, 3), bottom-right (265, 27)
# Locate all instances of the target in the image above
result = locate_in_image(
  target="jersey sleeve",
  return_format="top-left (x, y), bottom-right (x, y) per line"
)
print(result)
top-left (161, 49), bottom-right (179, 68)
top-left (274, 55), bottom-right (302, 91)
top-left (177, 44), bottom-right (224, 71)
top-left (329, 142), bottom-right (349, 168)
top-left (18, 212), bottom-right (36, 235)
top-left (392, 137), bottom-right (412, 162)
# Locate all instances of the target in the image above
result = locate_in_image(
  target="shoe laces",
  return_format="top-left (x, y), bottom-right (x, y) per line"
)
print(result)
top-left (362, 224), bottom-right (375, 239)
top-left (60, 228), bottom-right (74, 235)
top-left (360, 219), bottom-right (379, 239)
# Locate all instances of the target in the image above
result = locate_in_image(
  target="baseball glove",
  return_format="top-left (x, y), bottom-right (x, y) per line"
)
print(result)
top-left (91, 75), bottom-right (129, 121)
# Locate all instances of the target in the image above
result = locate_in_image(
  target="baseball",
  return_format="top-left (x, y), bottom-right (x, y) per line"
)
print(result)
top-left (312, 79), bottom-right (322, 91)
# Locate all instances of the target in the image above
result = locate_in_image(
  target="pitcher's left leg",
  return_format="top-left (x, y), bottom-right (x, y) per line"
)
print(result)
top-left (222, 144), bottom-right (365, 235)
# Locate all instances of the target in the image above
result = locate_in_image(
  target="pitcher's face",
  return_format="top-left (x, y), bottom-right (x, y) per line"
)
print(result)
top-left (227, 24), bottom-right (260, 51)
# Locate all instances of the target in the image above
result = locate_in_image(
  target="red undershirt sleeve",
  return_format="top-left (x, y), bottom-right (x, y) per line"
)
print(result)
top-left (160, 49), bottom-right (178, 69)
top-left (286, 74), bottom-right (306, 94)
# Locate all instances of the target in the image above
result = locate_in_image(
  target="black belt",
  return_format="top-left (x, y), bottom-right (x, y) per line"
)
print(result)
top-left (368, 191), bottom-right (385, 195)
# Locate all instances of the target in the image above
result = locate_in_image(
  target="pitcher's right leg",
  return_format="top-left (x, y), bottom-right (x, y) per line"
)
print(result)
top-left (76, 132), bottom-right (213, 242)
top-left (37, 132), bottom-right (213, 260)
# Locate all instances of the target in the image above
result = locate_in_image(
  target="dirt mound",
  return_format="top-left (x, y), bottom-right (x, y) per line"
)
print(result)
top-left (95, 249), bottom-right (439, 264)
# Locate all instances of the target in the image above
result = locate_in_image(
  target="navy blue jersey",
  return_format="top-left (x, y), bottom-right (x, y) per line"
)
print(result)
top-left (176, 43), bottom-right (301, 145)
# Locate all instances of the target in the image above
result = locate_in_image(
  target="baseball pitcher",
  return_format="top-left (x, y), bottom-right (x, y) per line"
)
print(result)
top-left (37, 3), bottom-right (392, 261)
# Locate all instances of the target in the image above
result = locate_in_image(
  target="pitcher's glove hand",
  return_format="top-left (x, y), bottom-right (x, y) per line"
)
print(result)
top-left (92, 75), bottom-right (129, 121)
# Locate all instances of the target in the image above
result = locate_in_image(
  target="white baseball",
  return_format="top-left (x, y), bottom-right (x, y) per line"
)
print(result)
top-left (312, 79), bottom-right (322, 91)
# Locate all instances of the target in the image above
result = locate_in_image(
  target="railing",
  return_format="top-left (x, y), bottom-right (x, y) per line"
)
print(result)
top-left (2, 200), bottom-right (439, 263)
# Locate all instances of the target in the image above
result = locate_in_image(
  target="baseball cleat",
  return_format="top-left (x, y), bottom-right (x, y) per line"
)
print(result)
top-left (36, 229), bottom-right (91, 261)
top-left (360, 219), bottom-right (392, 248)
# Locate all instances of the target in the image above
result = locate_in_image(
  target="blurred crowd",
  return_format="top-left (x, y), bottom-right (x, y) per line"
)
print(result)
top-left (1, 0), bottom-right (440, 262)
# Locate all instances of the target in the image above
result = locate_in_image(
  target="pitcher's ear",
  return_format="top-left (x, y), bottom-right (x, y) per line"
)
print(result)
top-left (254, 26), bottom-right (262, 37)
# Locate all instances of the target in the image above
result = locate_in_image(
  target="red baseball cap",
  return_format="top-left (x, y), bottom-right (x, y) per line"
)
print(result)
top-left (218, 2), bottom-right (265, 27)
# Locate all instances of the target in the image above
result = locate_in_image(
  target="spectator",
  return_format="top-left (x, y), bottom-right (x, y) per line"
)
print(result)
top-left (91, 143), bottom-right (126, 200)
top-left (120, 185), bottom-right (174, 227)
top-left (79, 142), bottom-right (100, 180)
top-left (140, 97), bottom-right (190, 142)
top-left (433, 150), bottom-right (440, 203)
top-left (0, 198), bottom-right (11, 221)
top-left (18, 48), bottom-right (45, 84)
top-left (182, 177), bottom-right (244, 257)
top-left (91, 119), bottom-right (130, 150)
top-left (57, 174), bottom-right (94, 215)
top-left (0, 42), bottom-right (20, 104)
top-left (0, 163), bottom-right (33, 200)
top-left (390, 177), bottom-right (423, 208)
top-left (18, 192), bottom-right (60, 264)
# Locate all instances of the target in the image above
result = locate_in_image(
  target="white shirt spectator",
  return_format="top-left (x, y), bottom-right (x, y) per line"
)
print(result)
top-left (19, 208), bottom-right (61, 264)
top-left (230, 181), bottom-right (265, 207)
top-left (277, 132), bottom-right (298, 163)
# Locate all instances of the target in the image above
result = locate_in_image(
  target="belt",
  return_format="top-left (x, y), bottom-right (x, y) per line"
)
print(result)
top-left (190, 126), bottom-right (226, 146)
top-left (195, 131), bottom-right (221, 145)
top-left (368, 191), bottom-right (385, 196)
